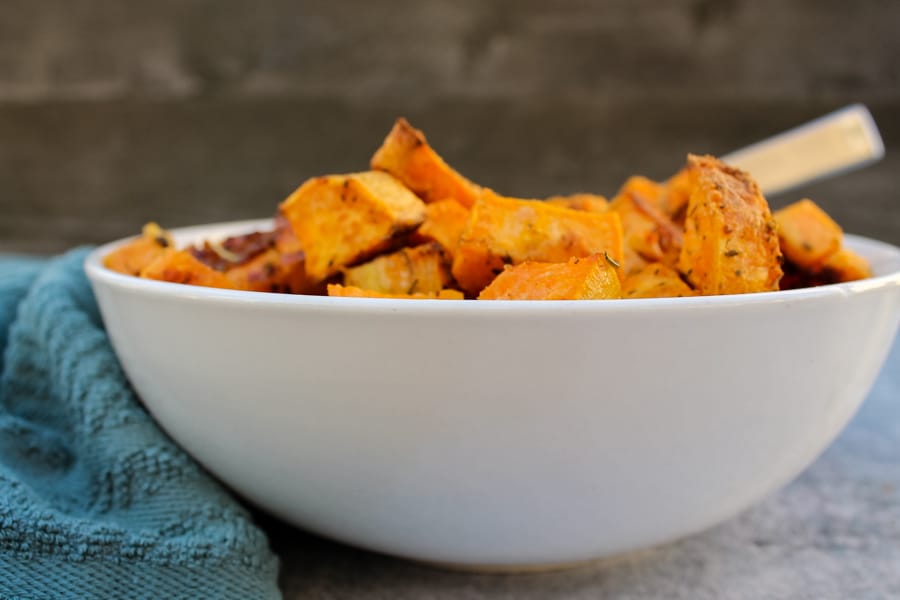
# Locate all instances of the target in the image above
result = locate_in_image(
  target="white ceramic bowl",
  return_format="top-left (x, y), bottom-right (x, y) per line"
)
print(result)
top-left (85, 219), bottom-right (900, 568)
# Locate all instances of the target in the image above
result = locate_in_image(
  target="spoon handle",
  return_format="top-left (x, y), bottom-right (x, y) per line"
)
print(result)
top-left (721, 104), bottom-right (885, 197)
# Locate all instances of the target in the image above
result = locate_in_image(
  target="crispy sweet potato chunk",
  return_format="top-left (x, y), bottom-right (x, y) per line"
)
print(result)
top-left (452, 190), bottom-right (624, 295)
top-left (820, 247), bottom-right (872, 282)
top-left (190, 230), bottom-right (277, 271)
top-left (414, 198), bottom-right (470, 256)
top-left (610, 184), bottom-right (683, 274)
top-left (104, 223), bottom-right (173, 275)
top-left (224, 247), bottom-right (321, 294)
top-left (662, 168), bottom-right (692, 222)
top-left (343, 243), bottom-right (452, 295)
top-left (617, 177), bottom-right (664, 209)
top-left (280, 171), bottom-right (426, 281)
top-left (622, 263), bottom-right (696, 299)
top-left (773, 199), bottom-right (843, 270)
top-left (479, 254), bottom-right (621, 300)
top-left (141, 250), bottom-right (237, 289)
top-left (609, 194), bottom-right (657, 275)
top-left (274, 213), bottom-right (304, 255)
top-left (371, 118), bottom-right (482, 208)
top-left (677, 155), bottom-right (782, 295)
top-left (187, 222), bottom-right (320, 294)
top-left (327, 284), bottom-right (463, 300)
top-left (780, 244), bottom-right (873, 289)
top-left (544, 193), bottom-right (609, 213)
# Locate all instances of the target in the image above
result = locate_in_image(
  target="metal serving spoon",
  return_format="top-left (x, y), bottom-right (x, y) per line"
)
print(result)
top-left (721, 104), bottom-right (885, 197)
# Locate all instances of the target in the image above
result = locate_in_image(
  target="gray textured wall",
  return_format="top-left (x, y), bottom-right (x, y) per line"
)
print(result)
top-left (2, 0), bottom-right (898, 252)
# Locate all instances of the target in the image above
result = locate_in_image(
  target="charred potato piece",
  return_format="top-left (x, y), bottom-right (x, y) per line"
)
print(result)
top-left (622, 263), bottom-right (696, 298)
top-left (371, 118), bottom-right (482, 208)
top-left (104, 223), bottom-right (173, 275)
top-left (188, 223), bottom-right (320, 294)
top-left (779, 246), bottom-right (872, 289)
top-left (190, 230), bottom-right (278, 271)
top-left (452, 190), bottom-right (624, 295)
top-left (819, 247), bottom-right (872, 283)
top-left (224, 247), bottom-right (322, 294)
top-left (677, 155), bottom-right (782, 295)
top-left (773, 199), bottom-right (842, 270)
top-left (280, 171), bottom-right (426, 281)
top-left (327, 284), bottom-right (463, 300)
top-left (140, 250), bottom-right (237, 289)
top-left (478, 253), bottom-right (621, 300)
top-left (343, 243), bottom-right (452, 295)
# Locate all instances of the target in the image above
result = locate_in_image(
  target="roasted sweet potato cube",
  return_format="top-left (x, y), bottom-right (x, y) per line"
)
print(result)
top-left (820, 247), bottom-right (872, 282)
top-left (610, 186), bottom-right (683, 274)
top-left (609, 177), bottom-right (667, 274)
top-left (280, 171), bottom-right (426, 281)
top-left (616, 177), bottom-right (664, 209)
top-left (773, 199), bottom-right (843, 270)
top-left (274, 213), bottom-right (304, 255)
top-left (620, 244), bottom-right (649, 276)
top-left (544, 193), bottom-right (609, 213)
top-left (677, 155), bottom-right (783, 295)
top-left (224, 247), bottom-right (321, 294)
top-left (478, 254), bottom-right (621, 300)
top-left (452, 190), bottom-right (624, 295)
top-left (370, 118), bottom-right (482, 208)
top-left (327, 284), bottom-right (463, 300)
top-left (343, 243), bottom-right (452, 295)
top-left (103, 223), bottom-right (174, 275)
top-left (140, 250), bottom-right (237, 289)
top-left (415, 199), bottom-right (470, 256)
top-left (622, 263), bottom-right (696, 298)
top-left (190, 230), bottom-right (277, 271)
top-left (663, 168), bottom-right (692, 222)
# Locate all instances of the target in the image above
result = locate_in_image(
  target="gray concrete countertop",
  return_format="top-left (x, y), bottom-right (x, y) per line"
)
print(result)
top-left (264, 338), bottom-right (900, 600)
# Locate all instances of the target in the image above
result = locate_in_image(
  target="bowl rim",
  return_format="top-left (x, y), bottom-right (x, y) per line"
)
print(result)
top-left (84, 218), bottom-right (900, 315)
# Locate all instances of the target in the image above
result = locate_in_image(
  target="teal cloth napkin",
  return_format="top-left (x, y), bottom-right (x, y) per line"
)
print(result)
top-left (0, 250), bottom-right (281, 599)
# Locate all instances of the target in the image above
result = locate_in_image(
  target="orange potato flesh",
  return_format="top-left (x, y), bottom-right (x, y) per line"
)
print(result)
top-left (774, 199), bottom-right (843, 270)
top-left (103, 222), bottom-right (173, 276)
top-left (544, 193), bottom-right (609, 213)
top-left (622, 263), bottom-right (696, 298)
top-left (610, 188), bottom-right (683, 274)
top-left (615, 176), bottom-right (664, 209)
top-left (663, 168), bottom-right (692, 222)
top-left (478, 254), bottom-right (622, 300)
top-left (327, 284), bottom-right (463, 300)
top-left (452, 190), bottom-right (625, 295)
top-left (223, 247), bottom-right (321, 294)
top-left (140, 250), bottom-right (238, 289)
top-left (370, 118), bottom-right (482, 208)
top-left (279, 171), bottom-right (426, 281)
top-left (677, 155), bottom-right (783, 295)
top-left (343, 243), bottom-right (451, 295)
top-left (819, 246), bottom-right (872, 282)
top-left (415, 198), bottom-right (470, 256)
top-left (620, 243), bottom-right (650, 276)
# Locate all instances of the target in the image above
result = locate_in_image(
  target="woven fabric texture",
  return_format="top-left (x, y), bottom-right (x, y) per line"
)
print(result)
top-left (0, 250), bottom-right (280, 599)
